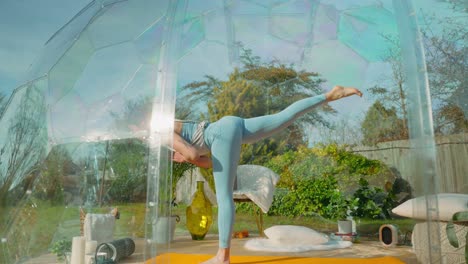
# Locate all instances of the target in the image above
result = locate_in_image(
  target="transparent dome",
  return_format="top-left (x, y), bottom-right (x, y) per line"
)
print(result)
top-left (1, 0), bottom-right (464, 263)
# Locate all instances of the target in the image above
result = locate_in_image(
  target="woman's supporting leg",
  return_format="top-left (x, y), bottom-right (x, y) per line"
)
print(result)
top-left (202, 116), bottom-right (243, 264)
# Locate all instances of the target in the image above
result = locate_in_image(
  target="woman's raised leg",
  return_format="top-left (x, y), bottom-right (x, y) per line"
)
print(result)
top-left (241, 86), bottom-right (361, 143)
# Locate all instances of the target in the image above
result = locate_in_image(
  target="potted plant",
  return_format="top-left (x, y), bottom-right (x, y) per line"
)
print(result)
top-left (153, 161), bottom-right (194, 243)
top-left (336, 198), bottom-right (358, 234)
top-left (50, 239), bottom-right (72, 263)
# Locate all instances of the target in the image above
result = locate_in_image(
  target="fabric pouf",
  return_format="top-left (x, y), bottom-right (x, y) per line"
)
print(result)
top-left (412, 221), bottom-right (467, 264)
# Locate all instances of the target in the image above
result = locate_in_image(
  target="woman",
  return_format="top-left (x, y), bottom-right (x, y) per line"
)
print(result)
top-left (172, 86), bottom-right (362, 264)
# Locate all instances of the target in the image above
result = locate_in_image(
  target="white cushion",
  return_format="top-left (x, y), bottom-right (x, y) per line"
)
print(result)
top-left (392, 193), bottom-right (468, 221)
top-left (83, 214), bottom-right (115, 244)
top-left (264, 225), bottom-right (329, 245)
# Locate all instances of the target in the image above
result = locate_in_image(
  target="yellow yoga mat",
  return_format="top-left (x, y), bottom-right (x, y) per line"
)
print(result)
top-left (146, 253), bottom-right (405, 264)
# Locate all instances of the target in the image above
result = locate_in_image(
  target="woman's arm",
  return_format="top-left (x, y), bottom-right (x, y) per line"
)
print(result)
top-left (173, 151), bottom-right (212, 168)
top-left (172, 132), bottom-right (212, 168)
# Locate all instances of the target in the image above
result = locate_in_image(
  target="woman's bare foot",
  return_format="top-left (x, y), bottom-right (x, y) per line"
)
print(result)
top-left (200, 248), bottom-right (230, 264)
top-left (325, 86), bottom-right (362, 102)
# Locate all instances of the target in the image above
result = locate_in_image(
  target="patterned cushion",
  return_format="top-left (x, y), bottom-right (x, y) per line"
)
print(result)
top-left (412, 221), bottom-right (467, 264)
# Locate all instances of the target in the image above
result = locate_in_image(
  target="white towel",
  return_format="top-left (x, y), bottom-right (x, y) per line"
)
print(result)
top-left (233, 165), bottom-right (279, 213)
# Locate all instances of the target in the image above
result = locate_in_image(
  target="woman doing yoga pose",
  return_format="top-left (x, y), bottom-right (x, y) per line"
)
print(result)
top-left (172, 86), bottom-right (363, 264)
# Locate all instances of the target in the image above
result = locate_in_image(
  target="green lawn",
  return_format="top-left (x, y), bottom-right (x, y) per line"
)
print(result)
top-left (172, 204), bottom-right (415, 241)
top-left (1, 201), bottom-right (415, 263)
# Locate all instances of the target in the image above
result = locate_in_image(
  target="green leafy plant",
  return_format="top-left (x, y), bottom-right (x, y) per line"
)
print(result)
top-left (172, 161), bottom-right (196, 197)
top-left (351, 178), bottom-right (395, 219)
top-left (268, 175), bottom-right (351, 220)
top-left (49, 239), bottom-right (72, 260)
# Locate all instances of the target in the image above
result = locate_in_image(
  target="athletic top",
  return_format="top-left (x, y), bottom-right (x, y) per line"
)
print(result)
top-left (179, 121), bottom-right (210, 154)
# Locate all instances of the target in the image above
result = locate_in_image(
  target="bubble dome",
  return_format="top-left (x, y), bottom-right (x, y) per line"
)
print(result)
top-left (1, 0), bottom-right (465, 263)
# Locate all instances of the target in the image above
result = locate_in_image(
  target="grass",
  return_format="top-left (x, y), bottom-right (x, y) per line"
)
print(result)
top-left (0, 201), bottom-right (416, 263)
top-left (172, 204), bottom-right (416, 241)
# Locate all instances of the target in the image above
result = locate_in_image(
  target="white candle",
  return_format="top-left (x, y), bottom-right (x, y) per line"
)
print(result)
top-left (84, 254), bottom-right (95, 264)
top-left (85, 240), bottom-right (97, 255)
top-left (70, 236), bottom-right (85, 264)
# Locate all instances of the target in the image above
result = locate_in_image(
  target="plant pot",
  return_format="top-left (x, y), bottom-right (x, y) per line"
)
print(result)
top-left (153, 215), bottom-right (180, 244)
top-left (337, 220), bottom-right (353, 234)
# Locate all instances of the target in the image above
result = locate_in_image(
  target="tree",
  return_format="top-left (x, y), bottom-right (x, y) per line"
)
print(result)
top-left (0, 86), bottom-right (47, 205)
top-left (0, 92), bottom-right (6, 115)
top-left (315, 116), bottom-right (363, 146)
top-left (177, 47), bottom-right (334, 164)
top-left (434, 103), bottom-right (468, 135)
top-left (368, 34), bottom-right (409, 139)
top-left (361, 101), bottom-right (407, 146)
top-left (420, 3), bottom-right (467, 135)
top-left (33, 146), bottom-right (75, 204)
top-left (106, 138), bottom-right (148, 203)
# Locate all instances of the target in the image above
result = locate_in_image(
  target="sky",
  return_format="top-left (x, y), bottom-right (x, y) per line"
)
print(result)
top-left (0, 0), bottom-right (91, 97)
top-left (0, 0), bottom-right (458, 97)
top-left (0, 0), bottom-right (460, 145)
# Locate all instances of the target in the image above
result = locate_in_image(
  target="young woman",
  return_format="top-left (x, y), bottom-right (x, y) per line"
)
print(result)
top-left (172, 86), bottom-right (363, 264)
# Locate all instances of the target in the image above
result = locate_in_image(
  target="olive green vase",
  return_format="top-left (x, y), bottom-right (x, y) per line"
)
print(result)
top-left (186, 181), bottom-right (213, 240)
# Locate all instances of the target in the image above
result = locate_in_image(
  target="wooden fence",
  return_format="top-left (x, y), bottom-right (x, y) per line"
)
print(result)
top-left (350, 133), bottom-right (467, 194)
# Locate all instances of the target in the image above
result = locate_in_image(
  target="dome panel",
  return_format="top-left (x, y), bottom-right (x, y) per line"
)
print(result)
top-left (312, 4), bottom-right (339, 43)
top-left (48, 31), bottom-right (94, 104)
top-left (338, 6), bottom-right (398, 61)
top-left (180, 17), bottom-right (206, 58)
top-left (270, 15), bottom-right (310, 45)
top-left (302, 40), bottom-right (368, 87)
top-left (86, 0), bottom-right (168, 49)
top-left (73, 42), bottom-right (141, 105)
top-left (134, 20), bottom-right (165, 65)
top-left (49, 91), bottom-right (87, 142)
top-left (272, 0), bottom-right (317, 14)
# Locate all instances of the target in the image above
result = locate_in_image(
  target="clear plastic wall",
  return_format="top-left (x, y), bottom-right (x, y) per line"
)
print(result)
top-left (1, 0), bottom-right (465, 263)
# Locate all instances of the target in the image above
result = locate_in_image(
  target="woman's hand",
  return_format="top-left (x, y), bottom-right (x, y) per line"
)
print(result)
top-left (173, 152), bottom-right (186, 163)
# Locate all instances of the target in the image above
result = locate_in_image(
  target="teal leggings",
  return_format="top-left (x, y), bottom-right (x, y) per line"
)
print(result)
top-left (203, 93), bottom-right (326, 248)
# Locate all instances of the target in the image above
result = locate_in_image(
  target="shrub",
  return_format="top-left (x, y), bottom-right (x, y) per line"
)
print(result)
top-left (263, 144), bottom-right (398, 220)
top-left (268, 176), bottom-right (350, 219)
top-left (49, 239), bottom-right (72, 260)
top-left (351, 178), bottom-right (396, 219)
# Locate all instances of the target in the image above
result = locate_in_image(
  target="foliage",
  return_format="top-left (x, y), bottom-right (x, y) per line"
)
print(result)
top-left (312, 143), bottom-right (385, 176)
top-left (0, 86), bottom-right (47, 206)
top-left (421, 6), bottom-right (466, 106)
top-left (267, 144), bottom-right (389, 192)
top-left (375, 5), bottom-right (467, 137)
top-left (172, 161), bottom-right (195, 196)
top-left (314, 117), bottom-right (363, 146)
top-left (107, 139), bottom-right (148, 203)
top-left (433, 103), bottom-right (468, 135)
top-left (361, 101), bottom-right (407, 146)
top-left (0, 92), bottom-right (6, 115)
top-left (268, 177), bottom-right (352, 220)
top-left (49, 239), bottom-right (72, 260)
top-left (265, 144), bottom-right (396, 220)
top-left (266, 146), bottom-right (339, 188)
top-left (177, 46), bottom-right (333, 164)
top-left (33, 146), bottom-right (75, 205)
top-left (351, 178), bottom-right (394, 219)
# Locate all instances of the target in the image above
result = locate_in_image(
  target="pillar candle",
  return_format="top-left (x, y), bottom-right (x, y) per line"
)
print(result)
top-left (85, 240), bottom-right (97, 255)
top-left (70, 236), bottom-right (85, 264)
top-left (84, 254), bottom-right (95, 264)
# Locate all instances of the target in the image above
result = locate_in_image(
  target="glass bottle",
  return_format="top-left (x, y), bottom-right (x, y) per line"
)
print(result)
top-left (186, 181), bottom-right (213, 240)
